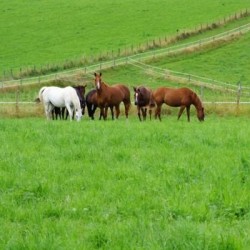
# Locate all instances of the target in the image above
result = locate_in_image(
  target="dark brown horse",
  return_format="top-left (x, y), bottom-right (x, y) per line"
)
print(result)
top-left (133, 86), bottom-right (155, 121)
top-left (85, 89), bottom-right (112, 120)
top-left (153, 87), bottom-right (205, 122)
top-left (86, 89), bottom-right (98, 120)
top-left (94, 72), bottom-right (131, 120)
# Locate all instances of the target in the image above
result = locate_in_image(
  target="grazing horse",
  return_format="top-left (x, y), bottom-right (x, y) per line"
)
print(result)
top-left (133, 86), bottom-right (155, 121)
top-left (94, 72), bottom-right (131, 120)
top-left (153, 87), bottom-right (204, 122)
top-left (38, 86), bottom-right (82, 121)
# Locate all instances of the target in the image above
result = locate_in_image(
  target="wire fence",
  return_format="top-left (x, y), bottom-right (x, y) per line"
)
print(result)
top-left (1, 20), bottom-right (250, 118)
top-left (1, 22), bottom-right (250, 89)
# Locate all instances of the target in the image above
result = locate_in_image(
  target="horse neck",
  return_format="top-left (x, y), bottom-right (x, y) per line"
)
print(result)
top-left (98, 81), bottom-right (109, 93)
top-left (74, 87), bottom-right (83, 102)
top-left (193, 93), bottom-right (203, 111)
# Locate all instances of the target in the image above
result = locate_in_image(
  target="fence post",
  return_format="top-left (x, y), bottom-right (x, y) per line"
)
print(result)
top-left (16, 87), bottom-right (20, 115)
top-left (237, 82), bottom-right (242, 107)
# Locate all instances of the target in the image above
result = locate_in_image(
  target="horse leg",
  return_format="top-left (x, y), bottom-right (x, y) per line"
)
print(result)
top-left (103, 106), bottom-right (109, 120)
top-left (59, 108), bottom-right (62, 120)
top-left (65, 104), bottom-right (73, 121)
top-left (99, 107), bottom-right (104, 120)
top-left (89, 104), bottom-right (97, 120)
top-left (45, 104), bottom-right (50, 120)
top-left (110, 106), bottom-right (114, 120)
top-left (115, 105), bottom-right (120, 119)
top-left (177, 106), bottom-right (185, 120)
top-left (91, 105), bottom-right (97, 120)
top-left (51, 108), bottom-right (55, 120)
top-left (124, 102), bottom-right (130, 119)
top-left (155, 104), bottom-right (162, 121)
top-left (149, 109), bottom-right (152, 120)
top-left (61, 107), bottom-right (65, 119)
top-left (90, 104), bottom-right (96, 120)
top-left (45, 103), bottom-right (53, 120)
top-left (137, 106), bottom-right (142, 121)
top-left (142, 108), bottom-right (147, 121)
top-left (186, 106), bottom-right (190, 122)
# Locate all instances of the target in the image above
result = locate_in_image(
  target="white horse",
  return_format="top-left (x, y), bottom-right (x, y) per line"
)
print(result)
top-left (38, 86), bottom-right (82, 121)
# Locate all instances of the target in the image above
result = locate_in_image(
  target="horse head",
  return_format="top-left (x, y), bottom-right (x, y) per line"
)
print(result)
top-left (94, 72), bottom-right (102, 90)
top-left (197, 107), bottom-right (205, 121)
top-left (133, 86), bottom-right (151, 106)
top-left (75, 109), bottom-right (82, 121)
top-left (133, 87), bottom-right (140, 105)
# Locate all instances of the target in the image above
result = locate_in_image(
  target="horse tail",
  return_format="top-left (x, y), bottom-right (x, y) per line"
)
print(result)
top-left (122, 85), bottom-right (131, 104)
top-left (35, 86), bottom-right (47, 103)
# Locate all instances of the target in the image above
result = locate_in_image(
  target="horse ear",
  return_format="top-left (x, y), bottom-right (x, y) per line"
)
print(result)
top-left (100, 72), bottom-right (102, 76)
top-left (133, 87), bottom-right (137, 92)
top-left (94, 72), bottom-right (97, 76)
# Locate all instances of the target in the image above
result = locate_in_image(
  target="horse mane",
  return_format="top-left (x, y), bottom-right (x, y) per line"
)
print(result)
top-left (192, 91), bottom-right (203, 110)
top-left (100, 81), bottom-right (109, 89)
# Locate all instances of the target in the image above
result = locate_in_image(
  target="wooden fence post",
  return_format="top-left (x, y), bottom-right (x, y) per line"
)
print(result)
top-left (16, 88), bottom-right (20, 115)
top-left (237, 82), bottom-right (242, 107)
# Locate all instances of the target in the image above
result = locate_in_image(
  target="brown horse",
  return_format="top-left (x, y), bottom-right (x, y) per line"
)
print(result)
top-left (94, 72), bottom-right (131, 120)
top-left (85, 89), bottom-right (112, 120)
top-left (133, 86), bottom-right (155, 121)
top-left (153, 87), bottom-right (204, 122)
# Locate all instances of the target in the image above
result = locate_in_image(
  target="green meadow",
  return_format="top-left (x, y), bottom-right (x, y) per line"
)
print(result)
top-left (0, 116), bottom-right (250, 249)
top-left (1, 0), bottom-right (250, 75)
top-left (1, 0), bottom-right (250, 249)
top-left (150, 32), bottom-right (250, 86)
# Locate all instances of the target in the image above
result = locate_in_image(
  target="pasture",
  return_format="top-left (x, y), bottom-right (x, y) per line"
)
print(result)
top-left (0, 116), bottom-right (250, 249)
top-left (1, 0), bottom-right (250, 249)
top-left (1, 0), bottom-right (250, 77)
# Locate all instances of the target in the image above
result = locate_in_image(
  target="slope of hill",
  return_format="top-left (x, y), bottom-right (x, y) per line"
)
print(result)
top-left (1, 0), bottom-right (249, 75)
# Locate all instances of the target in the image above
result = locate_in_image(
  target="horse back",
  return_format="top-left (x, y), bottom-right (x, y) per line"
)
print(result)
top-left (154, 87), bottom-right (198, 107)
top-left (86, 89), bottom-right (98, 105)
top-left (110, 84), bottom-right (131, 103)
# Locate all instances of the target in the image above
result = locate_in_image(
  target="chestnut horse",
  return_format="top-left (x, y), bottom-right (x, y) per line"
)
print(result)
top-left (94, 72), bottom-right (131, 120)
top-left (153, 87), bottom-right (204, 122)
top-left (133, 86), bottom-right (155, 121)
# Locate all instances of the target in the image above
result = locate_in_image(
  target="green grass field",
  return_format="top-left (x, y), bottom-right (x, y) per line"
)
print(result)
top-left (1, 0), bottom-right (249, 76)
top-left (0, 116), bottom-right (250, 249)
top-left (1, 1), bottom-right (250, 249)
top-left (149, 32), bottom-right (250, 86)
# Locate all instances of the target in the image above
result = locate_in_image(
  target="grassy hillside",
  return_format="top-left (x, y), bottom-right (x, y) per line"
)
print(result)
top-left (0, 117), bottom-right (250, 249)
top-left (1, 0), bottom-right (249, 75)
top-left (149, 32), bottom-right (250, 86)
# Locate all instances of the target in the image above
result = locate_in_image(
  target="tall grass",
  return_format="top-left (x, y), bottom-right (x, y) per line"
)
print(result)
top-left (0, 116), bottom-right (250, 249)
